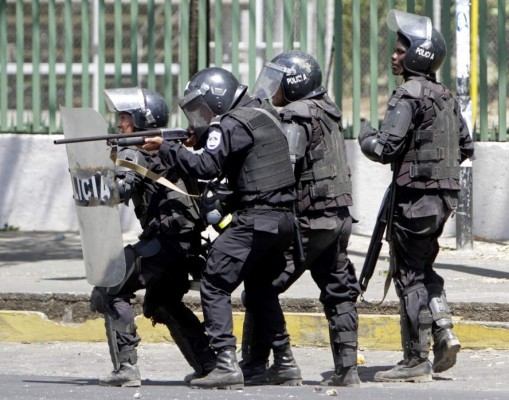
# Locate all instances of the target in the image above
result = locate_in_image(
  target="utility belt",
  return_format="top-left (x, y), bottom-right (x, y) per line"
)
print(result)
top-left (241, 202), bottom-right (293, 212)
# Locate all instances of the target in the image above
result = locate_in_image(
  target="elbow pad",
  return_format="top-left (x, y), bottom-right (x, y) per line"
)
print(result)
top-left (360, 136), bottom-right (383, 162)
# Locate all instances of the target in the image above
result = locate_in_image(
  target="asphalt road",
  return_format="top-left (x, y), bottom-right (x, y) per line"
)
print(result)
top-left (0, 343), bottom-right (508, 400)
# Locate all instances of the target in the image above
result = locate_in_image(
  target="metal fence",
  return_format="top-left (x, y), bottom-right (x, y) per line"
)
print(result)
top-left (0, 0), bottom-right (507, 140)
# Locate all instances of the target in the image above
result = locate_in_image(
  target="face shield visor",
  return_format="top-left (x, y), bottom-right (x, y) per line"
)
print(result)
top-left (251, 62), bottom-right (294, 100)
top-left (386, 9), bottom-right (433, 49)
top-left (104, 88), bottom-right (146, 113)
top-left (179, 88), bottom-right (216, 132)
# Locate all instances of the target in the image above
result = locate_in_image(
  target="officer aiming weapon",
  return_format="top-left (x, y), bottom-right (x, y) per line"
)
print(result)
top-left (53, 128), bottom-right (189, 147)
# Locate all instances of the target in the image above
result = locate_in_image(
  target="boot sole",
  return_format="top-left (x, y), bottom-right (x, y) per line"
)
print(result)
top-left (433, 342), bottom-right (461, 373)
top-left (191, 383), bottom-right (244, 390)
top-left (245, 377), bottom-right (303, 386)
top-left (322, 381), bottom-right (361, 387)
top-left (374, 374), bottom-right (432, 383)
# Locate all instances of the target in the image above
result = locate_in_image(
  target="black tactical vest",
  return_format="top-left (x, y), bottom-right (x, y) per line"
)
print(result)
top-left (225, 107), bottom-right (295, 196)
top-left (281, 96), bottom-right (352, 211)
top-left (118, 148), bottom-right (201, 236)
top-left (397, 80), bottom-right (461, 187)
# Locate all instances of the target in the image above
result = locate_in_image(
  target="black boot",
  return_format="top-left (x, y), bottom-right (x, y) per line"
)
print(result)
top-left (99, 362), bottom-right (141, 387)
top-left (321, 365), bottom-right (360, 387)
top-left (376, 304), bottom-right (433, 383)
top-left (239, 310), bottom-right (270, 379)
top-left (374, 356), bottom-right (432, 383)
top-left (432, 327), bottom-right (461, 373)
top-left (190, 348), bottom-right (244, 390)
top-left (245, 344), bottom-right (302, 386)
top-left (184, 347), bottom-right (217, 384)
top-left (429, 293), bottom-right (461, 373)
top-left (239, 347), bottom-right (270, 380)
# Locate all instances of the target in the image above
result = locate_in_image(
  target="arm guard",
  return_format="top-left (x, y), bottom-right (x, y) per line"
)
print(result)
top-left (359, 99), bottom-right (414, 164)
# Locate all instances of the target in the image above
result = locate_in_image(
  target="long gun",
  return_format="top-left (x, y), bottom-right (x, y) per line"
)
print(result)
top-left (292, 204), bottom-right (306, 267)
top-left (53, 128), bottom-right (189, 146)
top-left (358, 182), bottom-right (397, 293)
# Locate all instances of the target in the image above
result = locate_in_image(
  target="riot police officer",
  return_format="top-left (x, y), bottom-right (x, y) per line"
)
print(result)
top-left (143, 67), bottom-right (300, 390)
top-left (358, 10), bottom-right (475, 382)
top-left (90, 88), bottom-right (215, 387)
top-left (240, 51), bottom-right (361, 387)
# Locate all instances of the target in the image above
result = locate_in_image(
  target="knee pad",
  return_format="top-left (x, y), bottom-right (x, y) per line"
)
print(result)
top-left (107, 245), bottom-right (141, 296)
top-left (90, 287), bottom-right (111, 313)
top-left (108, 238), bottom-right (161, 296)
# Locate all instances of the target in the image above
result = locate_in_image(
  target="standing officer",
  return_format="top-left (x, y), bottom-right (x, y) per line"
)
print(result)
top-left (358, 10), bottom-right (474, 382)
top-left (240, 51), bottom-right (361, 387)
top-left (91, 87), bottom-right (215, 387)
top-left (143, 67), bottom-right (300, 390)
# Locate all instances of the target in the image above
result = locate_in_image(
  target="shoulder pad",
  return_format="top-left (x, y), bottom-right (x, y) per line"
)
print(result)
top-left (283, 121), bottom-right (306, 138)
top-left (210, 115), bottom-right (222, 126)
top-left (399, 80), bottom-right (423, 98)
top-left (280, 101), bottom-right (312, 119)
top-left (117, 147), bottom-right (148, 168)
top-left (311, 96), bottom-right (342, 119)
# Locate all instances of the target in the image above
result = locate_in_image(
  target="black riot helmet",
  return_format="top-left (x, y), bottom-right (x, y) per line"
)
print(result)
top-left (179, 67), bottom-right (248, 133)
top-left (104, 87), bottom-right (169, 130)
top-left (252, 50), bottom-right (326, 103)
top-left (387, 9), bottom-right (447, 79)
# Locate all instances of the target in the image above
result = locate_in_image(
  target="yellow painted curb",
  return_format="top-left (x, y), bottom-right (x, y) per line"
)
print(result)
top-left (1, 311), bottom-right (508, 350)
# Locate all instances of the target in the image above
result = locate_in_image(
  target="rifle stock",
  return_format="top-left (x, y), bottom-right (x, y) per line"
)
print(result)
top-left (53, 128), bottom-right (189, 145)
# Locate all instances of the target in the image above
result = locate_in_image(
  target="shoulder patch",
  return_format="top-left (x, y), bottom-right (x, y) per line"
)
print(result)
top-left (206, 128), bottom-right (222, 151)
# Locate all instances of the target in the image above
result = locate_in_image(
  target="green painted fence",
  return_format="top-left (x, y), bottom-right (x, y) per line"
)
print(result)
top-left (0, 0), bottom-right (506, 140)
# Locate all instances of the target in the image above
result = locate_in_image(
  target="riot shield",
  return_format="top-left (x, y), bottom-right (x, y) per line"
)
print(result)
top-left (61, 106), bottom-right (126, 287)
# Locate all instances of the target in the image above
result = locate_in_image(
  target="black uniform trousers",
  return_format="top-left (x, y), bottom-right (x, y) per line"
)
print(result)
top-left (105, 234), bottom-right (209, 357)
top-left (391, 188), bottom-right (455, 341)
top-left (200, 208), bottom-right (294, 351)
top-left (284, 208), bottom-right (359, 302)
top-left (271, 207), bottom-right (360, 337)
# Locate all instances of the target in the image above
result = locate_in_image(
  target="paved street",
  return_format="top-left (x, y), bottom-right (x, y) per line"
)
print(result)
top-left (0, 342), bottom-right (508, 400)
top-left (1, 231), bottom-right (508, 399)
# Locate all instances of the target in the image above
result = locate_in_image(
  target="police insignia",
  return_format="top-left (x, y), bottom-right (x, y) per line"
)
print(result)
top-left (206, 129), bottom-right (221, 150)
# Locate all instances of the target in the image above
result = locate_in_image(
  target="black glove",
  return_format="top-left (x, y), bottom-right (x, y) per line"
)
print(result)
top-left (117, 171), bottom-right (141, 205)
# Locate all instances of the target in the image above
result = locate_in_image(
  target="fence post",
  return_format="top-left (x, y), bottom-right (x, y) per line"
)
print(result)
top-left (455, 0), bottom-right (474, 250)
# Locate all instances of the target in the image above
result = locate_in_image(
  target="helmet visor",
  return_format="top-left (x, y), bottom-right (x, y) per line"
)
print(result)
top-left (104, 88), bottom-right (145, 113)
top-left (251, 62), bottom-right (288, 99)
top-left (386, 9), bottom-right (432, 44)
top-left (179, 89), bottom-right (216, 130)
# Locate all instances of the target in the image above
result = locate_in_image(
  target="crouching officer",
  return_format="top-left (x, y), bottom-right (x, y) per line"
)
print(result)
top-left (240, 51), bottom-right (361, 387)
top-left (90, 87), bottom-right (215, 387)
top-left (143, 67), bottom-right (301, 390)
top-left (359, 10), bottom-right (474, 382)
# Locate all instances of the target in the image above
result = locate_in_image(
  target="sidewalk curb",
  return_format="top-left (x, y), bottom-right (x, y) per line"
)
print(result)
top-left (1, 310), bottom-right (508, 350)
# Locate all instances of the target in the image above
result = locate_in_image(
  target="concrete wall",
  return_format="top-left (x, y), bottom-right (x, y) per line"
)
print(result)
top-left (1, 134), bottom-right (508, 240)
